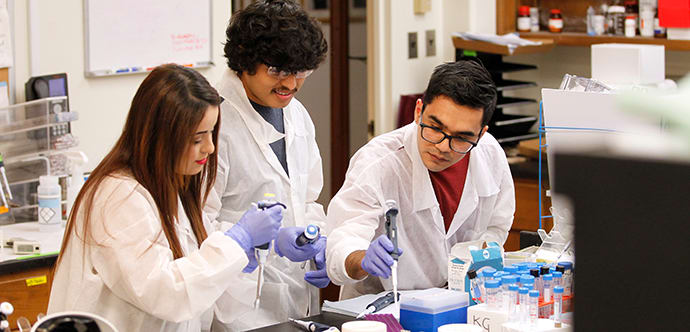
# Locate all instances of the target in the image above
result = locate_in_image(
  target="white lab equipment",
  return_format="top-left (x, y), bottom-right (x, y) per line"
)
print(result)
top-left (528, 290), bottom-right (539, 327)
top-left (553, 286), bottom-right (564, 328)
top-left (254, 195), bottom-right (286, 309)
top-left (37, 176), bottom-right (61, 231)
top-left (485, 280), bottom-right (500, 309)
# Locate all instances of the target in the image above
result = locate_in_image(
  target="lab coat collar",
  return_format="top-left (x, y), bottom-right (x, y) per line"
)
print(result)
top-left (217, 69), bottom-right (291, 181)
top-left (218, 69), bottom-right (287, 145)
top-left (404, 123), bottom-right (437, 214)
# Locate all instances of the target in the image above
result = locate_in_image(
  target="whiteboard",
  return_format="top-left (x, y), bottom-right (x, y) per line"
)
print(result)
top-left (84, 0), bottom-right (212, 77)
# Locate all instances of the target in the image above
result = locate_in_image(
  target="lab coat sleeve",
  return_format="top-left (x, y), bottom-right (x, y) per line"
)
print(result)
top-left (88, 182), bottom-right (249, 323)
top-left (326, 179), bottom-right (383, 286)
top-left (478, 161), bottom-right (515, 245)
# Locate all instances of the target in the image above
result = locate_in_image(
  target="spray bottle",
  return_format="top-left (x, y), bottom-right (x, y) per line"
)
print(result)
top-left (63, 151), bottom-right (88, 219)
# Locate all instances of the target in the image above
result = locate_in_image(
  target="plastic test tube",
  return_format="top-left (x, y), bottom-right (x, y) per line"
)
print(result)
top-left (558, 261), bottom-right (574, 296)
top-left (530, 268), bottom-right (542, 297)
top-left (485, 279), bottom-right (501, 309)
top-left (552, 271), bottom-right (563, 289)
top-left (554, 286), bottom-right (564, 328)
top-left (529, 290), bottom-right (539, 327)
top-left (481, 267), bottom-right (497, 301)
top-left (518, 287), bottom-right (529, 324)
top-left (543, 274), bottom-right (553, 303)
top-left (467, 269), bottom-right (484, 304)
top-left (508, 284), bottom-right (519, 320)
top-left (520, 274), bottom-right (535, 288)
top-left (502, 275), bottom-right (518, 311)
top-left (504, 265), bottom-right (518, 275)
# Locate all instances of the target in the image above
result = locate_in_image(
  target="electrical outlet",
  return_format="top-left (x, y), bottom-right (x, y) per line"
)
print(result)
top-left (426, 29), bottom-right (436, 57)
top-left (408, 32), bottom-right (418, 59)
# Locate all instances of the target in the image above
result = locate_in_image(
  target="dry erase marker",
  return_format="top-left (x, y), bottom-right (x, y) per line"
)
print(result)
top-left (115, 68), bottom-right (130, 73)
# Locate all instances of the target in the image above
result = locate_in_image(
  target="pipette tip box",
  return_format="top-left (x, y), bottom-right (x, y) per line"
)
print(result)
top-left (399, 288), bottom-right (469, 332)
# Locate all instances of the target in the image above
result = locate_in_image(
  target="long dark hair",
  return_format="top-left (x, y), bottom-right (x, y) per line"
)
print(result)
top-left (58, 64), bottom-right (221, 263)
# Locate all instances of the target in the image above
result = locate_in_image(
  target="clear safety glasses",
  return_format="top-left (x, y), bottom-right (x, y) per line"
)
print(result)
top-left (419, 107), bottom-right (481, 154)
top-left (267, 66), bottom-right (314, 80)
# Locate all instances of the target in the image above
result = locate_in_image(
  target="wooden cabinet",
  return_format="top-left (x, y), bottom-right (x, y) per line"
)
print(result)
top-left (0, 260), bottom-right (56, 331)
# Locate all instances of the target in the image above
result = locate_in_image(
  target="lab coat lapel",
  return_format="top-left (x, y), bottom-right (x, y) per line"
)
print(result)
top-left (219, 70), bottom-right (290, 182)
top-left (405, 123), bottom-right (446, 235)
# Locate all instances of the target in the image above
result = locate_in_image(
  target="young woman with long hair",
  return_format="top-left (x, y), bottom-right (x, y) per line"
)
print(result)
top-left (47, 64), bottom-right (283, 331)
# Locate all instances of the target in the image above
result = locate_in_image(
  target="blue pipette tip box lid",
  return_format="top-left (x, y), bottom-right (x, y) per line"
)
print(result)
top-left (400, 288), bottom-right (469, 331)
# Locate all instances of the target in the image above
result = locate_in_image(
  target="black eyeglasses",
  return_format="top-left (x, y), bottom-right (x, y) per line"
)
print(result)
top-left (418, 106), bottom-right (481, 154)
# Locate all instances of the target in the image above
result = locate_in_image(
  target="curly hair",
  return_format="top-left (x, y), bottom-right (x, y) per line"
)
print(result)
top-left (422, 60), bottom-right (498, 127)
top-left (224, 0), bottom-right (328, 75)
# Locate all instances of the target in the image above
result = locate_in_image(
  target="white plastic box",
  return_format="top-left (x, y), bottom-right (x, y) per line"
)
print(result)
top-left (591, 43), bottom-right (665, 85)
top-left (467, 303), bottom-right (510, 332)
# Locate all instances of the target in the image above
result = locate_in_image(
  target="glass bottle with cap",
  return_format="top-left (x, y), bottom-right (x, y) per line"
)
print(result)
top-left (517, 6), bottom-right (531, 32)
top-left (467, 269), bottom-right (484, 304)
top-left (549, 9), bottom-right (563, 33)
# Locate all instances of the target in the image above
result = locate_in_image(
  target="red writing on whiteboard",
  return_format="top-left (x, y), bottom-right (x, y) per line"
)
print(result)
top-left (171, 33), bottom-right (208, 52)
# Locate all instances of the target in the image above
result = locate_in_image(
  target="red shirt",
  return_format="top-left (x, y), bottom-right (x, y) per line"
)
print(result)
top-left (429, 154), bottom-right (470, 232)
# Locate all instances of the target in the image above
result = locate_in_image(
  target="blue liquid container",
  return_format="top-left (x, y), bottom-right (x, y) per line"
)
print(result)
top-left (400, 288), bottom-right (469, 332)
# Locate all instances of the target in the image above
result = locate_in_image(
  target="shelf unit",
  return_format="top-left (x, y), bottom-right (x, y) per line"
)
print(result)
top-left (0, 96), bottom-right (78, 223)
top-left (453, 37), bottom-right (553, 145)
top-left (497, 0), bottom-right (690, 50)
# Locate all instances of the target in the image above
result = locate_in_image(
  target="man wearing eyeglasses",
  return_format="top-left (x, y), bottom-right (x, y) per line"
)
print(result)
top-left (204, 0), bottom-right (329, 330)
top-left (325, 60), bottom-right (515, 299)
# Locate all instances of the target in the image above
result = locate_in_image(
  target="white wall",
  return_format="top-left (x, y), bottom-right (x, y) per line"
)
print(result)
top-left (11, 0), bottom-right (231, 171)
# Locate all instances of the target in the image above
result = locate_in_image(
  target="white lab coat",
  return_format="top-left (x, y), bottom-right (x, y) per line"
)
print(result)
top-left (204, 70), bottom-right (327, 330)
top-left (326, 123), bottom-right (515, 299)
top-left (48, 173), bottom-right (256, 332)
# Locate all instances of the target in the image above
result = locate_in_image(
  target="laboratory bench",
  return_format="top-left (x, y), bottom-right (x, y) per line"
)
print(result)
top-left (0, 222), bottom-right (62, 331)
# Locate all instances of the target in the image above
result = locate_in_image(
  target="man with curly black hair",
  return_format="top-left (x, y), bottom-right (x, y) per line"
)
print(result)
top-left (204, 0), bottom-right (329, 330)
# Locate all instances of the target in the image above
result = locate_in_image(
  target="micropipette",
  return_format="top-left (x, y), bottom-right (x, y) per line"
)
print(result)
top-left (289, 318), bottom-right (339, 332)
top-left (253, 195), bottom-right (287, 309)
top-left (355, 291), bottom-right (400, 319)
top-left (384, 200), bottom-right (399, 305)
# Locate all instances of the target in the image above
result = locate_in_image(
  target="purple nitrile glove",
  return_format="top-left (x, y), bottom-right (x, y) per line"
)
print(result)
top-left (274, 226), bottom-right (322, 262)
top-left (224, 205), bottom-right (283, 273)
top-left (360, 235), bottom-right (404, 278)
top-left (304, 237), bottom-right (330, 288)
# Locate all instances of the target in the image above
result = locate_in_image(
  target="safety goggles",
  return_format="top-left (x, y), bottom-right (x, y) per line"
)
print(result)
top-left (267, 66), bottom-right (314, 80)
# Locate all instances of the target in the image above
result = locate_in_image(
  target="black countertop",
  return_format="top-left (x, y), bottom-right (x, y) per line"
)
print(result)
top-left (0, 254), bottom-right (57, 275)
top-left (245, 312), bottom-right (356, 332)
